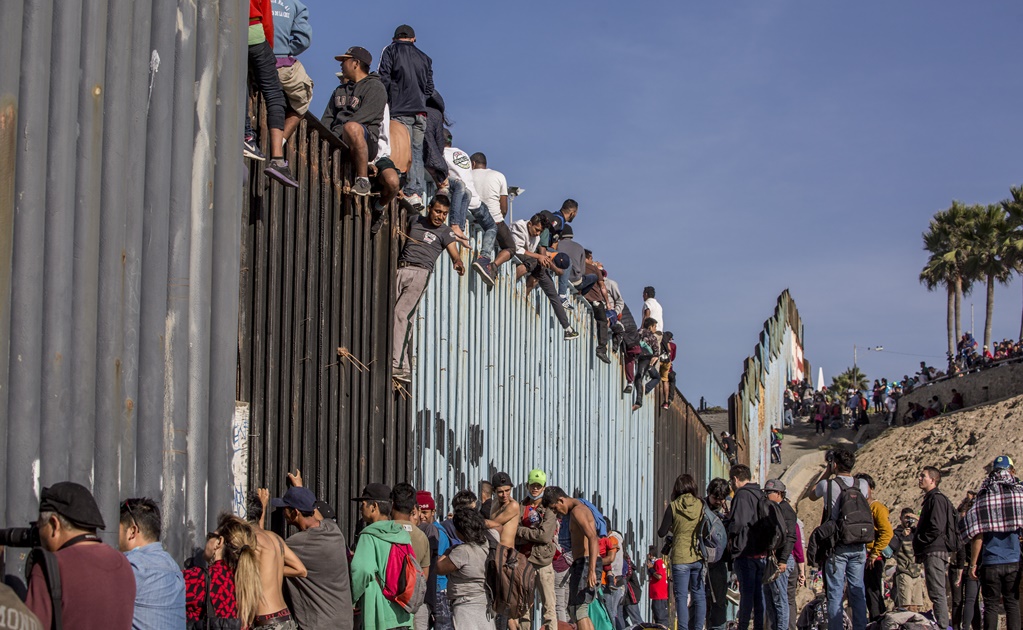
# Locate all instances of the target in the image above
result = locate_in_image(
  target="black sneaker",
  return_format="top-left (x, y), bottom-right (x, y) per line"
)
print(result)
top-left (472, 257), bottom-right (495, 288)
top-left (564, 327), bottom-right (580, 340)
top-left (265, 159), bottom-right (298, 188)
top-left (353, 177), bottom-right (371, 196)
top-left (596, 348), bottom-right (611, 364)
top-left (244, 135), bottom-right (265, 161)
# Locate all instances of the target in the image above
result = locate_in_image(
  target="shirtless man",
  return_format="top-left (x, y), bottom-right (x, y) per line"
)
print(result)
top-left (486, 472), bottom-right (531, 626)
top-left (251, 487), bottom-right (308, 629)
top-left (543, 486), bottom-right (600, 630)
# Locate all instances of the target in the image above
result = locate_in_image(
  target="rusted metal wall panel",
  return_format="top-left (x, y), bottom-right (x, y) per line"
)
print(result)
top-left (1, 0), bottom-right (249, 562)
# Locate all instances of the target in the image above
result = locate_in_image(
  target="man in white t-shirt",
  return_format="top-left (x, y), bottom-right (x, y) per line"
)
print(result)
top-left (469, 152), bottom-right (516, 288)
top-left (642, 286), bottom-right (663, 331)
top-left (510, 213), bottom-right (578, 340)
top-left (442, 131), bottom-right (493, 246)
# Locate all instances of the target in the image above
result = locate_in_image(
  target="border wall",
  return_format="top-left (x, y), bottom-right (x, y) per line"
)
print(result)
top-left (729, 290), bottom-right (809, 482)
top-left (413, 244), bottom-right (730, 566)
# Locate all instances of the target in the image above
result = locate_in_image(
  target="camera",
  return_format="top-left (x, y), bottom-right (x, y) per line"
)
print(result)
top-left (0, 526), bottom-right (41, 548)
top-left (825, 450), bottom-right (836, 463)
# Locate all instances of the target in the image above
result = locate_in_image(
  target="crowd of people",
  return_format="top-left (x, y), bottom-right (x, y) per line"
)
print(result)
top-left (240, 3), bottom-right (681, 409)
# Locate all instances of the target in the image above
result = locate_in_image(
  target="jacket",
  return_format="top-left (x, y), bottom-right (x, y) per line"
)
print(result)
top-left (249, 0), bottom-right (273, 45)
top-left (867, 500), bottom-right (894, 558)
top-left (424, 92), bottom-right (448, 180)
top-left (914, 488), bottom-right (955, 560)
top-left (377, 41), bottom-right (434, 117)
top-left (270, 0), bottom-right (311, 58)
top-left (776, 500), bottom-right (798, 563)
top-left (350, 521), bottom-right (413, 629)
top-left (725, 483), bottom-right (763, 558)
top-left (658, 494), bottom-right (703, 565)
top-left (320, 74), bottom-right (387, 151)
top-left (556, 238), bottom-right (586, 285)
top-left (516, 502), bottom-right (557, 567)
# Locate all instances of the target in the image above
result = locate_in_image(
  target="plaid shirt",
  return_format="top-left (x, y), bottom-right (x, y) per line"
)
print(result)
top-left (960, 470), bottom-right (1023, 540)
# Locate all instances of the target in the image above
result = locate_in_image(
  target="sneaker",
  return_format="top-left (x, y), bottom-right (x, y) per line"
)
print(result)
top-left (243, 135), bottom-right (265, 161)
top-left (472, 257), bottom-right (495, 287)
top-left (661, 402), bottom-right (670, 410)
top-left (265, 159), bottom-right (298, 188)
top-left (596, 348), bottom-right (611, 364)
top-left (561, 296), bottom-right (574, 311)
top-left (623, 384), bottom-right (633, 394)
top-left (488, 263), bottom-right (499, 282)
top-left (404, 193), bottom-right (424, 209)
top-left (392, 368), bottom-right (411, 383)
top-left (564, 328), bottom-right (580, 340)
top-left (353, 177), bottom-right (371, 196)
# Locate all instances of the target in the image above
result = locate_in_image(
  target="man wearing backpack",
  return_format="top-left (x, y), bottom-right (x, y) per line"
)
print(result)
top-left (725, 464), bottom-right (774, 630)
top-left (764, 480), bottom-right (797, 630)
top-left (808, 448), bottom-right (871, 630)
top-left (350, 483), bottom-right (415, 629)
top-left (913, 466), bottom-right (957, 630)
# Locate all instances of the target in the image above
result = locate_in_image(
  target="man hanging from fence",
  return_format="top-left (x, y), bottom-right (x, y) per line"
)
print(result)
top-left (392, 194), bottom-right (465, 383)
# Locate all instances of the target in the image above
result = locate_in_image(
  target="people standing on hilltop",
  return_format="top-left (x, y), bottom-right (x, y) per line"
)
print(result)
top-left (913, 466), bottom-right (957, 630)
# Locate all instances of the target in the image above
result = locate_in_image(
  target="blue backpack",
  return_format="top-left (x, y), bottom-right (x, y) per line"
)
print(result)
top-left (578, 498), bottom-right (609, 537)
top-left (699, 502), bottom-right (728, 564)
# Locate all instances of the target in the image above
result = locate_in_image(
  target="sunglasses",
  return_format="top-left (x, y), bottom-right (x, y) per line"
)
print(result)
top-left (121, 498), bottom-right (140, 531)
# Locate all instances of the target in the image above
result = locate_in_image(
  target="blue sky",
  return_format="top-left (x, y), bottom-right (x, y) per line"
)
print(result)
top-left (296, 2), bottom-right (1023, 406)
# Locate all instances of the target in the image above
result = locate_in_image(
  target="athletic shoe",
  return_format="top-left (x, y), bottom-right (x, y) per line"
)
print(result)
top-left (661, 402), bottom-right (670, 410)
top-left (596, 348), bottom-right (611, 364)
top-left (404, 193), bottom-right (424, 209)
top-left (392, 368), bottom-right (411, 383)
top-left (564, 327), bottom-right (580, 340)
top-left (488, 263), bottom-right (499, 282)
top-left (472, 257), bottom-right (495, 287)
top-left (561, 296), bottom-right (574, 311)
top-left (623, 384), bottom-right (633, 394)
top-left (353, 177), bottom-right (371, 196)
top-left (265, 159), bottom-right (298, 188)
top-left (244, 135), bottom-right (265, 161)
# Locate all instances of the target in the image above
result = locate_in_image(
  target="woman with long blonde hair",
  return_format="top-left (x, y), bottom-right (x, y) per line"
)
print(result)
top-left (183, 514), bottom-right (263, 628)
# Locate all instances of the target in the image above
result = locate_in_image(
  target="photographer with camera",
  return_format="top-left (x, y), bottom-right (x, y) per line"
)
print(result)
top-left (808, 448), bottom-right (871, 630)
top-left (22, 481), bottom-right (136, 628)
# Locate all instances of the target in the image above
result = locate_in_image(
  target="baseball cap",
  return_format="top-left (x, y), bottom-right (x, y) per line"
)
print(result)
top-left (492, 472), bottom-right (513, 489)
top-left (552, 253), bottom-right (570, 270)
top-left (39, 482), bottom-right (106, 530)
top-left (764, 479), bottom-right (787, 494)
top-left (271, 487), bottom-right (317, 513)
top-left (993, 455), bottom-right (1014, 470)
top-left (334, 46), bottom-right (372, 67)
top-left (417, 490), bottom-right (436, 511)
top-left (393, 24), bottom-right (416, 39)
top-left (528, 469), bottom-right (547, 487)
top-left (351, 482), bottom-right (392, 502)
top-left (313, 500), bottom-right (336, 521)
top-left (560, 224), bottom-right (574, 239)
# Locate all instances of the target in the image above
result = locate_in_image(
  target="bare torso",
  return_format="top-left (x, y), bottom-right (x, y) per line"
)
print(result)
top-left (254, 528), bottom-right (288, 615)
top-left (569, 503), bottom-right (594, 559)
top-left (490, 498), bottom-right (521, 548)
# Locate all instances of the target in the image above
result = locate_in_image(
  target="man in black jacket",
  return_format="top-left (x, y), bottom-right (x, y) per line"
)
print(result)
top-left (321, 46), bottom-right (387, 197)
top-left (726, 465), bottom-right (767, 630)
top-left (765, 479), bottom-right (797, 630)
top-left (914, 466), bottom-right (956, 630)
top-left (378, 24), bottom-right (434, 208)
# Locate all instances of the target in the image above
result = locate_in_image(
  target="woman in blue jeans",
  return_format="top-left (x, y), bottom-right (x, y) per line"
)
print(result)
top-left (657, 474), bottom-right (707, 630)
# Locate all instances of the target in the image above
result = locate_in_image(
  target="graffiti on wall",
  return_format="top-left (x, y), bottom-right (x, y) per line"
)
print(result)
top-left (232, 402), bottom-right (250, 517)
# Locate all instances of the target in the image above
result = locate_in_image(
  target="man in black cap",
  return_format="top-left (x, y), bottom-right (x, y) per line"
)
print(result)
top-left (378, 24), bottom-right (434, 208)
top-left (25, 481), bottom-right (136, 629)
top-left (321, 45), bottom-right (387, 197)
top-left (272, 481), bottom-right (354, 630)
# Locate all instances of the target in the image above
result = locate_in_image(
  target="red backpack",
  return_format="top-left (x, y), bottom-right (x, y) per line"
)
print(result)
top-left (379, 541), bottom-right (427, 613)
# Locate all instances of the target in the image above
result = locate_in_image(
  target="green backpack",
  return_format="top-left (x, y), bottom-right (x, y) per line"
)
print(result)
top-left (588, 588), bottom-right (616, 630)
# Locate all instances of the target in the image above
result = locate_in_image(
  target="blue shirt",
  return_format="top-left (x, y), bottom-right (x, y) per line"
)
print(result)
top-left (125, 542), bottom-right (186, 630)
top-left (270, 0), bottom-right (312, 58)
top-left (436, 526), bottom-right (450, 591)
top-left (982, 531), bottom-right (1021, 566)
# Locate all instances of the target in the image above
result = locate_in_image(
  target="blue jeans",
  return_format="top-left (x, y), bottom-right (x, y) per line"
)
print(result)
top-left (765, 556), bottom-right (793, 630)
top-left (735, 556), bottom-right (766, 630)
top-left (474, 202), bottom-right (498, 259)
top-left (673, 562), bottom-right (707, 630)
top-left (395, 114), bottom-right (426, 197)
top-left (603, 585), bottom-right (626, 629)
top-left (825, 545), bottom-right (867, 630)
top-left (447, 177), bottom-right (469, 230)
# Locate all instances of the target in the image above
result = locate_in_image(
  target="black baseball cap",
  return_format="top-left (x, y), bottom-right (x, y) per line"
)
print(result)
top-left (492, 472), bottom-right (513, 489)
top-left (271, 487), bottom-right (317, 513)
top-left (335, 46), bottom-right (372, 67)
top-left (351, 483), bottom-right (392, 502)
top-left (314, 500), bottom-right (336, 521)
top-left (560, 224), bottom-right (574, 239)
top-left (394, 24), bottom-right (415, 39)
top-left (39, 482), bottom-right (106, 530)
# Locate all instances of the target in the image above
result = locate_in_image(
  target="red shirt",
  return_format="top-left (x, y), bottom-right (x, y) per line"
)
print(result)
top-left (25, 541), bottom-right (136, 630)
top-left (184, 560), bottom-right (239, 621)
top-left (648, 558), bottom-right (668, 600)
top-left (248, 0), bottom-right (274, 45)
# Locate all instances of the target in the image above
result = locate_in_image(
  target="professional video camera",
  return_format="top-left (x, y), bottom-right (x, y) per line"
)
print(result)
top-left (0, 525), bottom-right (41, 548)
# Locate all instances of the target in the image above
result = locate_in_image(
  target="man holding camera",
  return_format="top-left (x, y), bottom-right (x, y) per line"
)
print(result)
top-left (808, 449), bottom-right (870, 630)
top-left (25, 481), bottom-right (136, 628)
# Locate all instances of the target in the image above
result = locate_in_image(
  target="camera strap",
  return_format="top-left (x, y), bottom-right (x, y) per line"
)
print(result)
top-left (57, 533), bottom-right (99, 550)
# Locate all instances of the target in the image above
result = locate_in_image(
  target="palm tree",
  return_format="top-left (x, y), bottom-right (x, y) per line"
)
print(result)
top-left (920, 202), bottom-right (976, 355)
top-left (1002, 186), bottom-right (1023, 340)
top-left (965, 204), bottom-right (1012, 349)
top-left (831, 367), bottom-right (869, 393)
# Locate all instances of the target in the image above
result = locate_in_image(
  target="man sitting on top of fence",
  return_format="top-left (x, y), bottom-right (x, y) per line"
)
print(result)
top-left (321, 46), bottom-right (387, 197)
top-left (392, 194), bottom-right (465, 383)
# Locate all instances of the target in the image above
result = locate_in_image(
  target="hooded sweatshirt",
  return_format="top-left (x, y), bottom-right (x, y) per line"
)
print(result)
top-left (657, 494), bottom-right (704, 564)
top-left (350, 520), bottom-right (413, 629)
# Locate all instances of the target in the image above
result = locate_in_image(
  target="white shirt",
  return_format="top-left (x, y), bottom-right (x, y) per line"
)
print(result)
top-left (885, 396), bottom-right (896, 412)
top-left (374, 102), bottom-right (391, 162)
top-left (472, 168), bottom-right (508, 224)
top-left (443, 147), bottom-right (480, 209)
top-left (509, 220), bottom-right (539, 256)
top-left (643, 297), bottom-right (664, 330)
top-left (608, 531), bottom-right (625, 576)
top-left (605, 279), bottom-right (625, 312)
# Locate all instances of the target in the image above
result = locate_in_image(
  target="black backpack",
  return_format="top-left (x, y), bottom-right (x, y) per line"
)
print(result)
top-left (827, 478), bottom-right (874, 546)
top-left (748, 492), bottom-right (787, 554)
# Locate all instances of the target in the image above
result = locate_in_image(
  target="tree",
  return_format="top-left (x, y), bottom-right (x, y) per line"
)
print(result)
top-left (1002, 185), bottom-right (1023, 341)
top-left (831, 367), bottom-right (868, 393)
top-left (920, 202), bottom-right (976, 356)
top-left (965, 204), bottom-right (1012, 349)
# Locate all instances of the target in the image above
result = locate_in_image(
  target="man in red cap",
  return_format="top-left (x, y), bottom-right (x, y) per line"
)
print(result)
top-left (416, 490), bottom-right (452, 630)
top-left (26, 481), bottom-right (137, 629)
